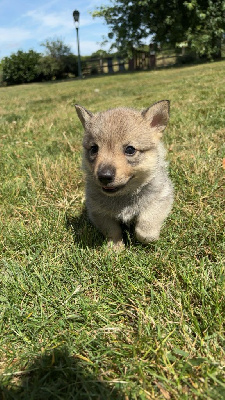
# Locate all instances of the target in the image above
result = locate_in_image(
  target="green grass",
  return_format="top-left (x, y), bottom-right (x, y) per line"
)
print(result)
top-left (0, 62), bottom-right (224, 399)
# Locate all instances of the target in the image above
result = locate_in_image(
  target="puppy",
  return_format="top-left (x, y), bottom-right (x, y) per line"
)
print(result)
top-left (75, 100), bottom-right (173, 249)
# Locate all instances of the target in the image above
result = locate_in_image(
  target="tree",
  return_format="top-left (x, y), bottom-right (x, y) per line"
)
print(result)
top-left (93, 0), bottom-right (225, 59)
top-left (2, 50), bottom-right (41, 85)
top-left (36, 56), bottom-right (61, 81)
top-left (40, 38), bottom-right (78, 79)
top-left (90, 49), bottom-right (112, 58)
top-left (41, 38), bottom-right (71, 59)
top-left (185, 0), bottom-right (225, 58)
top-left (2, 39), bottom-right (78, 85)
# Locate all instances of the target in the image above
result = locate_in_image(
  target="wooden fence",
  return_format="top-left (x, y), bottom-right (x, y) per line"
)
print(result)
top-left (81, 50), bottom-right (194, 76)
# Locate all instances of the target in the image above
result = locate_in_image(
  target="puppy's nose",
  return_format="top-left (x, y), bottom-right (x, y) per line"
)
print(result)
top-left (97, 165), bottom-right (115, 185)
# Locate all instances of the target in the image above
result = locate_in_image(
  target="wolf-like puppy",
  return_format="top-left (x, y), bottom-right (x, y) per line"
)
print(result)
top-left (75, 100), bottom-right (173, 249)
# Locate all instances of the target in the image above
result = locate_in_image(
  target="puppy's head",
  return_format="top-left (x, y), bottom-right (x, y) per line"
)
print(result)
top-left (75, 101), bottom-right (170, 195)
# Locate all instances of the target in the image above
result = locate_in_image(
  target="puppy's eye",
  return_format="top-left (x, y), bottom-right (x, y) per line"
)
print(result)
top-left (125, 145), bottom-right (136, 156)
top-left (89, 144), bottom-right (98, 156)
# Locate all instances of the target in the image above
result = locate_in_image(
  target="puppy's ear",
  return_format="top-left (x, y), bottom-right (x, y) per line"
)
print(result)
top-left (75, 104), bottom-right (93, 128)
top-left (142, 100), bottom-right (170, 136)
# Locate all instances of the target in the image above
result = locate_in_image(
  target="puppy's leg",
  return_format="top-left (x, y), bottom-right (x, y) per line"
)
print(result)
top-left (135, 198), bottom-right (173, 244)
top-left (88, 210), bottom-right (124, 250)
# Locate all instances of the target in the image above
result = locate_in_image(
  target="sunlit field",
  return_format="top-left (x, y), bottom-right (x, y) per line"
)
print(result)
top-left (0, 61), bottom-right (224, 399)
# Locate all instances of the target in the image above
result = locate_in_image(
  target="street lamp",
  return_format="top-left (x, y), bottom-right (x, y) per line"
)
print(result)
top-left (73, 10), bottom-right (82, 78)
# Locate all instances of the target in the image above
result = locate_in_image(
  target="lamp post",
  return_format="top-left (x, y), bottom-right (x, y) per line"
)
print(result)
top-left (73, 10), bottom-right (82, 78)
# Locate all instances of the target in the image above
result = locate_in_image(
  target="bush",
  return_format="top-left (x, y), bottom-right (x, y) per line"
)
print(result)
top-left (36, 54), bottom-right (78, 80)
top-left (2, 50), bottom-right (41, 85)
top-left (36, 56), bottom-right (61, 81)
top-left (0, 62), bottom-right (3, 86)
top-left (61, 54), bottom-right (78, 77)
top-left (2, 39), bottom-right (80, 85)
top-left (90, 65), bottom-right (99, 75)
top-left (40, 39), bottom-right (78, 79)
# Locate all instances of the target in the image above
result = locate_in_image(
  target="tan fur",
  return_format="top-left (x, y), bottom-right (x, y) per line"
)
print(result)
top-left (75, 101), bottom-right (174, 249)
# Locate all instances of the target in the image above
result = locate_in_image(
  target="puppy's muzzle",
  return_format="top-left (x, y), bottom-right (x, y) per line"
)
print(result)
top-left (97, 165), bottom-right (115, 185)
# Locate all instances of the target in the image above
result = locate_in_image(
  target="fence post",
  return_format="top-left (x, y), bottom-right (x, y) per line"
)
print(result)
top-left (149, 43), bottom-right (156, 68)
top-left (149, 54), bottom-right (156, 67)
top-left (99, 58), bottom-right (103, 74)
top-left (107, 57), bottom-right (113, 73)
top-left (128, 58), bottom-right (134, 71)
top-left (117, 57), bottom-right (125, 72)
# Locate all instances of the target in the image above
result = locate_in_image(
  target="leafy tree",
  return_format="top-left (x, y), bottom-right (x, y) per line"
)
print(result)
top-left (90, 49), bottom-right (112, 58)
top-left (2, 50), bottom-right (41, 85)
top-left (37, 54), bottom-right (78, 80)
top-left (40, 38), bottom-right (78, 79)
top-left (41, 38), bottom-right (71, 59)
top-left (36, 56), bottom-right (61, 81)
top-left (185, 0), bottom-right (225, 58)
top-left (93, 0), bottom-right (225, 59)
top-left (2, 39), bottom-right (79, 85)
top-left (0, 60), bottom-right (3, 85)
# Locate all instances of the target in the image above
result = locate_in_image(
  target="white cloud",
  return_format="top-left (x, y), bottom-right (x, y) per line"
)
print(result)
top-left (0, 27), bottom-right (31, 44)
top-left (25, 10), bottom-right (73, 30)
top-left (0, 27), bottom-right (33, 56)
top-left (24, 8), bottom-right (98, 31)
top-left (0, 1), bottom-right (111, 58)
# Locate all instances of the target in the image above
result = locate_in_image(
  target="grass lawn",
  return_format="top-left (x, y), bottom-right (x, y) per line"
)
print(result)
top-left (0, 61), bottom-right (224, 399)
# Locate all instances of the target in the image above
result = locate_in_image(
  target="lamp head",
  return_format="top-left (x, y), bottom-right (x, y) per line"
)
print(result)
top-left (73, 10), bottom-right (80, 23)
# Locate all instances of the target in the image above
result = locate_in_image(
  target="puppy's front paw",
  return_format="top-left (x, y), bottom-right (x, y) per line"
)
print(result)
top-left (135, 226), bottom-right (160, 244)
top-left (107, 239), bottom-right (125, 252)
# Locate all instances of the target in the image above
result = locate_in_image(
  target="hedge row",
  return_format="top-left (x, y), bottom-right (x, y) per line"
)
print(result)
top-left (1, 50), bottom-right (78, 85)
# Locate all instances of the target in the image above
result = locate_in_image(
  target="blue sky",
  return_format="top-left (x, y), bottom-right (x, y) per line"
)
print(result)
top-left (0, 0), bottom-right (113, 60)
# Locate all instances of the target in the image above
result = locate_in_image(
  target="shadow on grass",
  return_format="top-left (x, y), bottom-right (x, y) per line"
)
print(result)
top-left (0, 347), bottom-right (124, 400)
top-left (65, 207), bottom-right (137, 250)
top-left (65, 208), bottom-right (104, 249)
